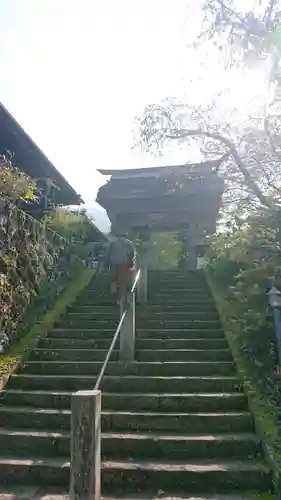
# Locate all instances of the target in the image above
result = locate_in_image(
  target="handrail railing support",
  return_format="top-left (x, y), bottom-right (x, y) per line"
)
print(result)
top-left (138, 266), bottom-right (148, 303)
top-left (120, 289), bottom-right (135, 361)
top-left (70, 389), bottom-right (101, 500)
top-left (69, 269), bottom-right (141, 499)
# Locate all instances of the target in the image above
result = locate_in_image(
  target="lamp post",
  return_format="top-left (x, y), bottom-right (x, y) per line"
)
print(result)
top-left (267, 286), bottom-right (281, 372)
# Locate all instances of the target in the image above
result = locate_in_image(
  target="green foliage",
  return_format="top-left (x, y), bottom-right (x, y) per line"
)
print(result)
top-left (0, 164), bottom-right (90, 353)
top-left (151, 232), bottom-right (181, 269)
top-left (0, 205), bottom-right (70, 351)
top-left (200, 0), bottom-right (281, 69)
top-left (43, 207), bottom-right (102, 264)
top-left (44, 207), bottom-right (90, 241)
top-left (207, 273), bottom-right (281, 498)
top-left (0, 269), bottom-right (95, 386)
top-left (0, 155), bottom-right (36, 204)
top-left (207, 205), bottom-right (281, 390)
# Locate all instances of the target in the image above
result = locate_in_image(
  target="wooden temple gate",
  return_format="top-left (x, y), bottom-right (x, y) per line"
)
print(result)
top-left (96, 160), bottom-right (224, 271)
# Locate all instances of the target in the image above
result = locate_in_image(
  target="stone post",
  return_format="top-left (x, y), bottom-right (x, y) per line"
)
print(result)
top-left (187, 223), bottom-right (199, 270)
top-left (69, 390), bottom-right (101, 500)
top-left (137, 231), bottom-right (151, 301)
top-left (138, 267), bottom-right (147, 303)
top-left (187, 244), bottom-right (198, 270)
top-left (120, 290), bottom-right (135, 361)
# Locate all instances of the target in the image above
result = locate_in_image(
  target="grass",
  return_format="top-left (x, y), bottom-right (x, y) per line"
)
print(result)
top-left (0, 268), bottom-right (95, 389)
top-left (206, 269), bottom-right (281, 498)
top-left (249, 495), bottom-right (276, 500)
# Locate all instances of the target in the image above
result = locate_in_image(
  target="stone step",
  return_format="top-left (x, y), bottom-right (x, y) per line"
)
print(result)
top-left (0, 492), bottom-right (270, 500)
top-left (0, 407), bottom-right (253, 433)
top-left (148, 299), bottom-right (215, 305)
top-left (38, 337), bottom-right (119, 350)
top-left (65, 311), bottom-right (219, 319)
top-left (147, 290), bottom-right (212, 296)
top-left (135, 321), bottom-right (222, 330)
top-left (148, 272), bottom-right (205, 278)
top-left (138, 311), bottom-right (219, 319)
top-left (70, 303), bottom-right (218, 312)
top-left (85, 284), bottom-right (209, 293)
top-left (148, 290), bottom-right (212, 295)
top-left (75, 296), bottom-right (214, 305)
top-left (135, 338), bottom-right (228, 349)
top-left (29, 351), bottom-right (122, 363)
top-left (47, 328), bottom-right (225, 339)
top-left (137, 350), bottom-right (231, 362)
top-left (151, 289), bottom-right (211, 295)
top-left (56, 318), bottom-right (119, 328)
top-left (0, 390), bottom-right (247, 412)
top-left (77, 285), bottom-right (210, 293)
top-left (38, 337), bottom-right (228, 350)
top-left (150, 290), bottom-right (211, 296)
top-left (148, 277), bottom-right (206, 281)
top-left (0, 457), bottom-right (270, 492)
top-left (65, 311), bottom-right (120, 317)
top-left (8, 374), bottom-right (241, 393)
top-left (81, 287), bottom-right (111, 293)
top-left (30, 348), bottom-right (232, 363)
top-left (100, 459), bottom-right (270, 493)
top-left (21, 360), bottom-right (235, 377)
top-left (69, 305), bottom-right (121, 313)
top-left (0, 429), bottom-right (260, 460)
top-left (57, 319), bottom-right (222, 330)
top-left (73, 299), bottom-right (119, 306)
top-left (148, 280), bottom-right (209, 286)
top-left (148, 283), bottom-right (209, 289)
top-left (77, 292), bottom-right (212, 303)
top-left (137, 329), bottom-right (225, 339)
top-left (58, 318), bottom-right (222, 330)
top-left (148, 289), bottom-right (211, 295)
top-left (0, 269), bottom-right (269, 495)
top-left (0, 456), bottom-right (70, 486)
top-left (148, 273), bottom-right (206, 279)
top-left (47, 328), bottom-right (116, 339)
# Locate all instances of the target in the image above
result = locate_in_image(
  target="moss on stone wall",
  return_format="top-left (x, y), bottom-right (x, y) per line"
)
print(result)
top-left (206, 269), bottom-right (281, 498)
top-left (0, 269), bottom-right (95, 389)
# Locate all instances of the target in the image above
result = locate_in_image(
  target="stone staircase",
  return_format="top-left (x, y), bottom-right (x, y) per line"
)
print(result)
top-left (0, 270), bottom-right (271, 496)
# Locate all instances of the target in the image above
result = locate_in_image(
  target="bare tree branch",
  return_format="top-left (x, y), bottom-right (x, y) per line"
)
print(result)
top-left (264, 116), bottom-right (281, 162)
top-left (249, 155), bottom-right (281, 195)
top-left (166, 128), bottom-right (272, 207)
top-left (264, 0), bottom-right (278, 25)
top-left (215, 0), bottom-right (253, 33)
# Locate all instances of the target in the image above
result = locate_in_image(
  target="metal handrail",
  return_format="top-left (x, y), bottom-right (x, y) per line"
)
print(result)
top-left (94, 269), bottom-right (141, 390)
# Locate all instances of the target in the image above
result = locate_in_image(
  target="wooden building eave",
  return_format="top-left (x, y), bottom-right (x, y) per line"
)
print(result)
top-left (0, 102), bottom-right (82, 206)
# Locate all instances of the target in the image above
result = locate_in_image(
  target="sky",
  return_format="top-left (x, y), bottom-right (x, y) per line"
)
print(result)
top-left (0, 0), bottom-right (199, 207)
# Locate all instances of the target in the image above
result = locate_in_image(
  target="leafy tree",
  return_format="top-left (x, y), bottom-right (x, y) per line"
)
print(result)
top-left (137, 94), bottom-right (281, 216)
top-left (44, 207), bottom-right (104, 264)
top-left (134, 2), bottom-right (281, 220)
top-left (141, 0), bottom-right (281, 398)
top-left (0, 162), bottom-right (80, 352)
top-left (207, 204), bottom-right (281, 387)
top-left (43, 207), bottom-right (91, 241)
top-left (198, 0), bottom-right (281, 70)
top-left (197, 0), bottom-right (281, 167)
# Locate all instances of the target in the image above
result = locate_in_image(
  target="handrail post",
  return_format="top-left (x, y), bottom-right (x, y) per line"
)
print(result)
top-left (120, 290), bottom-right (135, 361)
top-left (138, 266), bottom-right (148, 303)
top-left (70, 390), bottom-right (101, 500)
